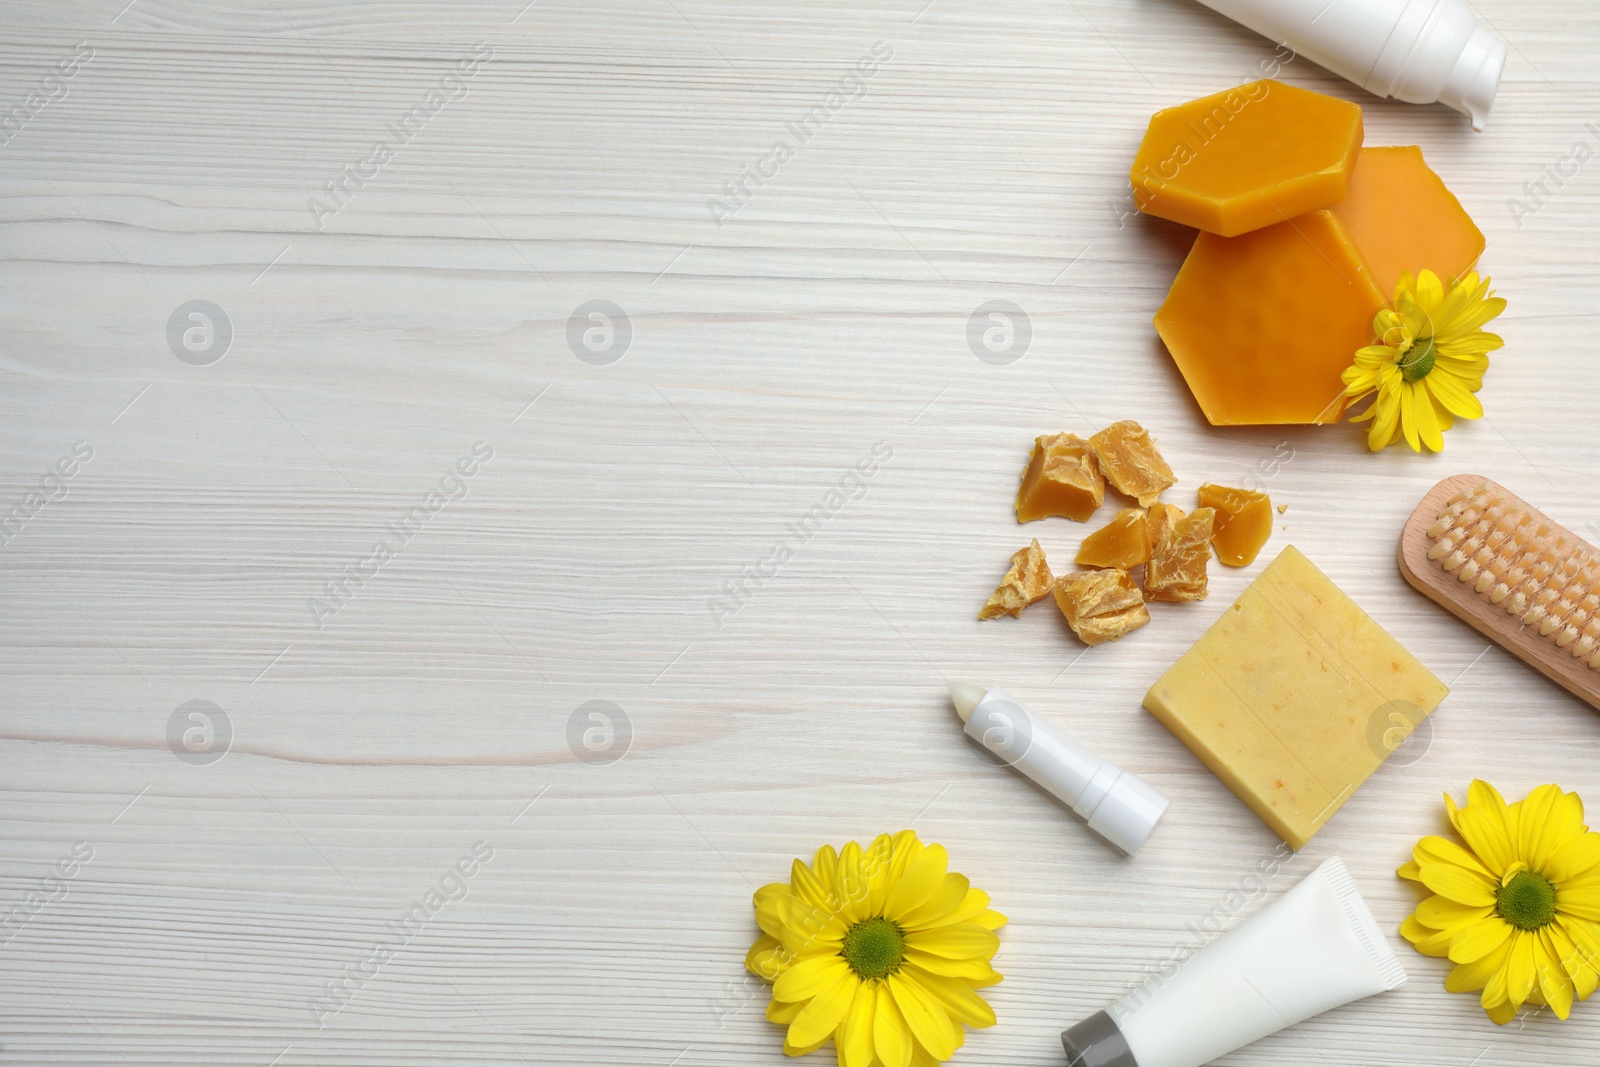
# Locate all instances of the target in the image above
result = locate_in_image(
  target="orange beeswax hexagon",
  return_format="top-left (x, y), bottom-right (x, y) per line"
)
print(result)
top-left (1131, 80), bottom-right (1363, 237)
top-left (1154, 210), bottom-right (1387, 426)
top-left (1328, 145), bottom-right (1485, 299)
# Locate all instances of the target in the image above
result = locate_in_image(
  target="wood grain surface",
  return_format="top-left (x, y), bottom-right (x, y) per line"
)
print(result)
top-left (2, 1), bottom-right (1600, 1064)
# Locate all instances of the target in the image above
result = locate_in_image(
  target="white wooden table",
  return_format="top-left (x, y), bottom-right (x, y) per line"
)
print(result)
top-left (3, 1), bottom-right (1599, 1063)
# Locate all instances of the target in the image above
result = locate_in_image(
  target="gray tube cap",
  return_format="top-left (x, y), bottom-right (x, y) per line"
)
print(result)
top-left (1061, 1010), bottom-right (1138, 1067)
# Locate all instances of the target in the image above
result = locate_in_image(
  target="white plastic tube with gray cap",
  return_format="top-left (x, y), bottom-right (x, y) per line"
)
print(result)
top-left (1192, 0), bottom-right (1507, 130)
top-left (950, 683), bottom-right (1168, 856)
top-left (1060, 857), bottom-right (1407, 1067)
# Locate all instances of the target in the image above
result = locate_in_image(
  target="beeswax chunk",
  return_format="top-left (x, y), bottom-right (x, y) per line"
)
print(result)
top-left (1155, 211), bottom-right (1387, 425)
top-left (1197, 483), bottom-right (1272, 567)
top-left (979, 539), bottom-right (1053, 620)
top-left (1144, 546), bottom-right (1449, 849)
top-left (1090, 421), bottom-right (1174, 507)
top-left (1145, 504), bottom-right (1214, 602)
top-left (1053, 569), bottom-right (1150, 645)
top-left (1328, 146), bottom-right (1485, 300)
top-left (1131, 80), bottom-right (1363, 237)
top-left (1016, 433), bottom-right (1104, 522)
top-left (1077, 508), bottom-right (1152, 569)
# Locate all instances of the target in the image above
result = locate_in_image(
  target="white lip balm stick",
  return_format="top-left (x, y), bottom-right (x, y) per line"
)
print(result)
top-left (951, 682), bottom-right (1169, 856)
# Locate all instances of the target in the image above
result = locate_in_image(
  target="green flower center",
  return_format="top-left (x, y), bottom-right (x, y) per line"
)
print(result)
top-left (840, 916), bottom-right (905, 980)
top-left (1399, 337), bottom-right (1437, 382)
top-left (1496, 869), bottom-right (1557, 931)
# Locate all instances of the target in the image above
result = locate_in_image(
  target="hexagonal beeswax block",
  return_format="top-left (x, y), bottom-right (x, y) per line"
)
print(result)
top-left (1155, 210), bottom-right (1387, 426)
top-left (1132, 80), bottom-right (1362, 237)
top-left (1328, 145), bottom-right (1485, 299)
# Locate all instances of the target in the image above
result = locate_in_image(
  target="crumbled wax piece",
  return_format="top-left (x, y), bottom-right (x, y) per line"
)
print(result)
top-left (1077, 508), bottom-right (1151, 569)
top-left (1015, 433), bottom-right (1104, 522)
top-left (1145, 504), bottom-right (1215, 602)
top-left (1277, 504), bottom-right (1288, 514)
top-left (1327, 145), bottom-right (1484, 300)
top-left (1197, 483), bottom-right (1273, 568)
top-left (1131, 80), bottom-right (1363, 237)
top-left (1053, 569), bottom-right (1150, 645)
top-left (1144, 546), bottom-right (1449, 849)
top-left (1090, 421), bottom-right (1174, 507)
top-left (978, 539), bottom-right (1054, 620)
top-left (1155, 211), bottom-right (1387, 425)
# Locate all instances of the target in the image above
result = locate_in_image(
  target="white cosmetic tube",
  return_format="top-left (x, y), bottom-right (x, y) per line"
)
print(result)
top-left (1194, 0), bottom-right (1506, 130)
top-left (1061, 857), bottom-right (1407, 1067)
top-left (951, 683), bottom-right (1168, 856)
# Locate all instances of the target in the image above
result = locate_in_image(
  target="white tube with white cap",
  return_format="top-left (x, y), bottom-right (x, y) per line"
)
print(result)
top-left (950, 682), bottom-right (1169, 856)
top-left (1193, 0), bottom-right (1507, 130)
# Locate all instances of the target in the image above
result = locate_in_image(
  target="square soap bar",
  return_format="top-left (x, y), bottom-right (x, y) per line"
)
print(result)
top-left (1143, 546), bottom-right (1449, 849)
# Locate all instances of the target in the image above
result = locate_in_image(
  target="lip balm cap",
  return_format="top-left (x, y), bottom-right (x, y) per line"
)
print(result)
top-left (1438, 25), bottom-right (1505, 131)
top-left (1061, 1010), bottom-right (1137, 1067)
top-left (1083, 771), bottom-right (1169, 856)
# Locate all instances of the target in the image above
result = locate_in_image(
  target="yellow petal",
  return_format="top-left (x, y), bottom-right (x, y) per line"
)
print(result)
top-left (816, 842), bottom-right (841, 879)
top-left (1484, 995), bottom-right (1518, 1026)
top-left (1535, 788), bottom-right (1588, 866)
top-left (748, 934), bottom-right (790, 982)
top-left (1554, 883), bottom-right (1600, 922)
top-left (973, 908), bottom-right (1007, 931)
top-left (1406, 380), bottom-right (1443, 451)
top-left (1538, 928), bottom-right (1577, 1019)
top-left (899, 873), bottom-right (971, 930)
top-left (1519, 785), bottom-right (1566, 871)
top-left (1367, 373), bottom-right (1403, 450)
top-left (904, 948), bottom-right (1001, 982)
top-left (904, 921), bottom-right (1001, 960)
top-left (836, 979), bottom-right (876, 1067)
top-left (1419, 862), bottom-right (1498, 907)
top-left (863, 834), bottom-right (895, 916)
top-left (768, 996), bottom-right (805, 1024)
top-left (888, 972), bottom-right (957, 1062)
top-left (775, 954), bottom-right (851, 1004)
top-left (1448, 791), bottom-right (1516, 876)
top-left (1424, 367), bottom-right (1485, 421)
top-left (873, 983), bottom-right (914, 1067)
top-left (1418, 895), bottom-right (1496, 932)
top-left (1507, 931), bottom-right (1538, 1009)
top-left (1398, 860), bottom-right (1423, 882)
top-left (1402, 914), bottom-right (1455, 957)
top-left (907, 966), bottom-right (998, 1028)
top-left (884, 845), bottom-right (949, 922)
top-left (834, 842), bottom-right (871, 924)
top-left (787, 968), bottom-right (859, 1049)
top-left (1447, 936), bottom-right (1513, 993)
top-left (792, 856), bottom-right (836, 911)
top-left (887, 830), bottom-right (922, 885)
top-left (1547, 832), bottom-right (1600, 884)
top-left (1449, 916), bottom-right (1514, 963)
top-left (1415, 833), bottom-right (1496, 879)
top-left (903, 886), bottom-right (990, 933)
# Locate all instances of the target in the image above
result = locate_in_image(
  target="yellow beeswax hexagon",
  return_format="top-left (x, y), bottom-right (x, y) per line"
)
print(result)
top-left (1132, 80), bottom-right (1363, 237)
top-left (1154, 210), bottom-right (1387, 426)
top-left (1328, 145), bottom-right (1485, 299)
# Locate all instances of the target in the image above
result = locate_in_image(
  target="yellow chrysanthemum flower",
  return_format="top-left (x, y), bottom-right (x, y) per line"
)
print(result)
top-left (746, 830), bottom-right (1005, 1066)
top-left (1399, 780), bottom-right (1600, 1024)
top-left (1341, 269), bottom-right (1505, 452)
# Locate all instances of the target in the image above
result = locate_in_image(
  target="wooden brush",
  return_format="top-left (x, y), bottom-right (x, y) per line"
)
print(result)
top-left (1399, 474), bottom-right (1600, 711)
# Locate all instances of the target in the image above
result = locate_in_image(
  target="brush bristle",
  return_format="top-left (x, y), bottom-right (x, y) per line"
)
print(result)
top-left (1429, 480), bottom-right (1600, 670)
